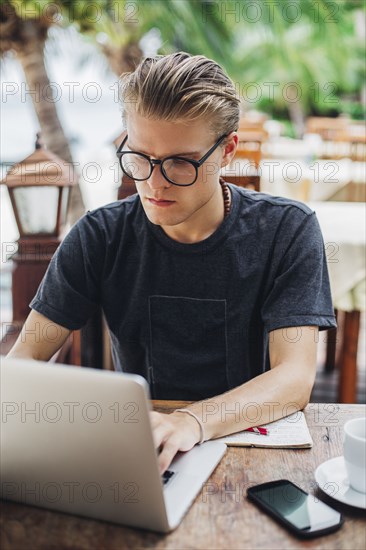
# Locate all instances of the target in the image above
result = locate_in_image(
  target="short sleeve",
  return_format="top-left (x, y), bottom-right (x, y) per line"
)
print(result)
top-left (29, 212), bottom-right (105, 330)
top-left (261, 210), bottom-right (337, 333)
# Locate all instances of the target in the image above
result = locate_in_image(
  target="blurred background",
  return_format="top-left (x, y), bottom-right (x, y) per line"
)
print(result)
top-left (1, 0), bottom-right (365, 403)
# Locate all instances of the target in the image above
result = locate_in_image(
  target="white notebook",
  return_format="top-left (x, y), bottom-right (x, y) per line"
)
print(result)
top-left (217, 411), bottom-right (313, 449)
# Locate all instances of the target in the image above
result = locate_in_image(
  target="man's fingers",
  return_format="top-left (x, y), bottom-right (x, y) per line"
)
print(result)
top-left (149, 411), bottom-right (173, 450)
top-left (152, 424), bottom-right (170, 450)
top-left (158, 440), bottom-right (179, 474)
top-left (148, 410), bottom-right (199, 473)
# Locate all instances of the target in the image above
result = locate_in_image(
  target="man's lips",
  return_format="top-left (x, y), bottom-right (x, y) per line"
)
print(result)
top-left (147, 198), bottom-right (176, 206)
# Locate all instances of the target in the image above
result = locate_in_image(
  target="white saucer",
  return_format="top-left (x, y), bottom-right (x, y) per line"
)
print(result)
top-left (315, 456), bottom-right (366, 509)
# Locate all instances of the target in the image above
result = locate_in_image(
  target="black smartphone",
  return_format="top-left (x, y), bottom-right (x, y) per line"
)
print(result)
top-left (247, 479), bottom-right (343, 538)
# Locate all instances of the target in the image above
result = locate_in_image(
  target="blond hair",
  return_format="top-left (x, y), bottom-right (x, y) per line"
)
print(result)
top-left (119, 52), bottom-right (240, 139)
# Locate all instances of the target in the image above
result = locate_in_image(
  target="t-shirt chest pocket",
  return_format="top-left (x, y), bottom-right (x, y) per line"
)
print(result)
top-left (148, 295), bottom-right (228, 400)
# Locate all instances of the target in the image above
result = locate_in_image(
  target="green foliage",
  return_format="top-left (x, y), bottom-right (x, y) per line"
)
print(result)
top-left (339, 99), bottom-right (366, 120)
top-left (225, 0), bottom-right (365, 117)
top-left (4, 0), bottom-right (365, 120)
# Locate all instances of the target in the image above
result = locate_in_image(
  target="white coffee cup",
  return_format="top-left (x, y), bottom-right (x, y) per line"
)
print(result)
top-left (343, 417), bottom-right (366, 493)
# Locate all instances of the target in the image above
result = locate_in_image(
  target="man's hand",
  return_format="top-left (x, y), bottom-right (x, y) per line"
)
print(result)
top-left (150, 410), bottom-right (201, 474)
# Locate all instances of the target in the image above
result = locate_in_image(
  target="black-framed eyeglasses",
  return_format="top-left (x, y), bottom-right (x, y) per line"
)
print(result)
top-left (116, 132), bottom-right (228, 186)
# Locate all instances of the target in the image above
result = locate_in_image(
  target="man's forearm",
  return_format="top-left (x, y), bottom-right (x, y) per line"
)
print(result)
top-left (185, 363), bottom-right (314, 441)
top-left (5, 311), bottom-right (71, 362)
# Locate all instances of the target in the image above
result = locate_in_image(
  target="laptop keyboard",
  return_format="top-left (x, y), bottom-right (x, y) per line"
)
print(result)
top-left (162, 470), bottom-right (175, 486)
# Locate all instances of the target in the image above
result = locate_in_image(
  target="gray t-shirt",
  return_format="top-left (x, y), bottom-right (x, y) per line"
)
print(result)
top-left (30, 183), bottom-right (336, 399)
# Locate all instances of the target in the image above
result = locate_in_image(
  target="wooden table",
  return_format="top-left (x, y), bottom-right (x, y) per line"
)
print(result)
top-left (1, 403), bottom-right (365, 549)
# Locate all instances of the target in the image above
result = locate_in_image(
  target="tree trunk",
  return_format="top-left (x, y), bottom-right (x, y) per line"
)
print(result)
top-left (285, 85), bottom-right (306, 138)
top-left (17, 30), bottom-right (85, 224)
top-left (101, 41), bottom-right (143, 76)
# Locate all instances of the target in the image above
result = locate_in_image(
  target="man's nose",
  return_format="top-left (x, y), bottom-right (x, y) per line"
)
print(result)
top-left (146, 164), bottom-right (172, 190)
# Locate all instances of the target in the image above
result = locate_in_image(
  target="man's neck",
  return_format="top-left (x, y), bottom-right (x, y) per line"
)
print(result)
top-left (160, 184), bottom-right (229, 244)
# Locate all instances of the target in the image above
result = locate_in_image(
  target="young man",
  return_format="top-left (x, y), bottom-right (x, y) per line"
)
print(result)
top-left (7, 52), bottom-right (337, 473)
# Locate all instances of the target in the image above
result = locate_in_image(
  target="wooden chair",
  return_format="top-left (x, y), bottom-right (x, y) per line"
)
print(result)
top-left (305, 117), bottom-right (350, 159)
top-left (324, 308), bottom-right (362, 403)
top-left (238, 113), bottom-right (268, 132)
top-left (235, 130), bottom-right (266, 169)
top-left (223, 126), bottom-right (266, 192)
top-left (334, 127), bottom-right (366, 162)
top-left (305, 116), bottom-right (350, 139)
top-left (222, 173), bottom-right (261, 192)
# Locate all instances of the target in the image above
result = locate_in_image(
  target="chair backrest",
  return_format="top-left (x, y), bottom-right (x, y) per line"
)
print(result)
top-left (305, 117), bottom-right (349, 140)
top-left (235, 130), bottom-right (266, 169)
top-left (227, 127), bottom-right (265, 191)
top-left (334, 127), bottom-right (366, 161)
top-left (238, 114), bottom-right (268, 132)
top-left (305, 118), bottom-right (365, 160)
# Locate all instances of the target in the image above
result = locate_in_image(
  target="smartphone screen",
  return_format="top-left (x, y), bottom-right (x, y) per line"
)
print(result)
top-left (247, 480), bottom-right (343, 537)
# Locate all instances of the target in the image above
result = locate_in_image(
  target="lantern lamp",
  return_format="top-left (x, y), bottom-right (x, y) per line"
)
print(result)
top-left (0, 134), bottom-right (77, 323)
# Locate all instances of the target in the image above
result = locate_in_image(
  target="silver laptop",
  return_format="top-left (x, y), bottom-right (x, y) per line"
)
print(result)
top-left (0, 358), bottom-right (226, 532)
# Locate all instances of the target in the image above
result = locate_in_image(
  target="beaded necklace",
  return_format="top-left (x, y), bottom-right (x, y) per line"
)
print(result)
top-left (219, 177), bottom-right (231, 217)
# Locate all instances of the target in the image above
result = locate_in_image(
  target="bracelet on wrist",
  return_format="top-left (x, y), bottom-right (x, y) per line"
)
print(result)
top-left (174, 408), bottom-right (205, 445)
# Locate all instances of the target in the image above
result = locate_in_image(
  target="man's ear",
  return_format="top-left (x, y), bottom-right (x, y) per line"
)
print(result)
top-left (221, 132), bottom-right (238, 167)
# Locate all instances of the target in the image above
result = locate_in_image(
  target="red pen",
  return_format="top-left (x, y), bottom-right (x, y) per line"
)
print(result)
top-left (245, 426), bottom-right (269, 435)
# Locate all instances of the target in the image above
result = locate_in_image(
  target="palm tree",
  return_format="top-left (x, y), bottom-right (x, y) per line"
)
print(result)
top-left (67, 0), bottom-right (364, 136)
top-left (227, 0), bottom-right (365, 134)
top-left (0, 0), bottom-right (85, 222)
top-left (58, 0), bottom-right (235, 77)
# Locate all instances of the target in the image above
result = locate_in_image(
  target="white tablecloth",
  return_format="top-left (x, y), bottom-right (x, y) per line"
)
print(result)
top-left (306, 202), bottom-right (366, 311)
top-left (221, 158), bottom-right (365, 202)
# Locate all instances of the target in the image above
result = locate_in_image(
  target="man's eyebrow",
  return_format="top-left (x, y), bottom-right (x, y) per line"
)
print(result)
top-left (127, 141), bottom-right (201, 157)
